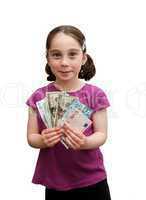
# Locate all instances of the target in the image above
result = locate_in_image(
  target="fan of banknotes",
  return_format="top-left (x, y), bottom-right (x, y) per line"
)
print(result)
top-left (36, 91), bottom-right (93, 149)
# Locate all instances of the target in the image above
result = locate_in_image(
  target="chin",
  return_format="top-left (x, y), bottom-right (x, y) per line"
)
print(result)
top-left (58, 74), bottom-right (74, 80)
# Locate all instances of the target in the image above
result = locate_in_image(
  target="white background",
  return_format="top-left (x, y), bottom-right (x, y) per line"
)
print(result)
top-left (0, 0), bottom-right (146, 199)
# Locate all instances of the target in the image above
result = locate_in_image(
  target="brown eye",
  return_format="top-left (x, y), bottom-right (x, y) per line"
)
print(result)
top-left (50, 53), bottom-right (61, 59)
top-left (69, 52), bottom-right (77, 57)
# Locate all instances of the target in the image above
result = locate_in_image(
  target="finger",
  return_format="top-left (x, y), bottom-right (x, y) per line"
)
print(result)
top-left (46, 127), bottom-right (61, 133)
top-left (63, 122), bottom-right (73, 131)
top-left (65, 130), bottom-right (82, 149)
top-left (43, 130), bottom-right (63, 139)
top-left (66, 128), bottom-right (86, 149)
top-left (48, 137), bottom-right (61, 147)
top-left (64, 128), bottom-right (82, 144)
top-left (65, 137), bottom-right (80, 150)
top-left (47, 133), bottom-right (62, 142)
top-left (63, 122), bottom-right (82, 137)
top-left (45, 134), bottom-right (62, 145)
top-left (44, 127), bottom-right (61, 134)
top-left (66, 134), bottom-right (80, 148)
top-left (45, 132), bottom-right (63, 141)
top-left (65, 137), bottom-right (75, 149)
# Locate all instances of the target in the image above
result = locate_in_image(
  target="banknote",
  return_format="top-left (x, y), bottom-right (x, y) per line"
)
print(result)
top-left (36, 94), bottom-right (69, 148)
top-left (36, 99), bottom-right (48, 127)
top-left (46, 91), bottom-right (74, 148)
top-left (63, 108), bottom-right (92, 133)
top-left (36, 91), bottom-right (92, 149)
top-left (61, 99), bottom-right (93, 124)
top-left (57, 94), bottom-right (77, 126)
top-left (43, 97), bottom-right (52, 127)
top-left (47, 92), bottom-right (60, 127)
top-left (36, 97), bottom-right (52, 127)
top-left (70, 99), bottom-right (93, 118)
top-left (55, 92), bottom-right (77, 148)
top-left (46, 91), bottom-right (78, 126)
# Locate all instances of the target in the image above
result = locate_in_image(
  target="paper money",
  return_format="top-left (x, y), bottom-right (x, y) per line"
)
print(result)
top-left (43, 97), bottom-right (52, 127)
top-left (36, 90), bottom-right (93, 149)
top-left (70, 99), bottom-right (93, 118)
top-left (47, 92), bottom-right (60, 127)
top-left (62, 99), bottom-right (93, 123)
top-left (63, 108), bottom-right (92, 132)
top-left (57, 94), bottom-right (77, 126)
top-left (46, 91), bottom-right (73, 148)
top-left (36, 98), bottom-right (50, 127)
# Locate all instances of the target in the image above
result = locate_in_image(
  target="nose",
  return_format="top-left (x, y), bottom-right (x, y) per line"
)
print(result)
top-left (60, 56), bottom-right (69, 66)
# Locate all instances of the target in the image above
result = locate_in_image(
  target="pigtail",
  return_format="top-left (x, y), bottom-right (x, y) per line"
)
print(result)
top-left (45, 63), bottom-right (56, 81)
top-left (78, 54), bottom-right (96, 81)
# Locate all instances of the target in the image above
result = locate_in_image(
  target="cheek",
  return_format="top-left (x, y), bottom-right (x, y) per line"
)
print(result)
top-left (72, 60), bottom-right (82, 70)
top-left (71, 57), bottom-right (83, 65)
top-left (72, 64), bottom-right (82, 73)
top-left (49, 61), bottom-right (60, 70)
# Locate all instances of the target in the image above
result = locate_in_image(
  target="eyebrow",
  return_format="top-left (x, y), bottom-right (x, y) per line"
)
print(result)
top-left (49, 48), bottom-right (81, 53)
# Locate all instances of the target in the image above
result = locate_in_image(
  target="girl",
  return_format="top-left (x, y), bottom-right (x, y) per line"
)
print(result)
top-left (26, 25), bottom-right (111, 200)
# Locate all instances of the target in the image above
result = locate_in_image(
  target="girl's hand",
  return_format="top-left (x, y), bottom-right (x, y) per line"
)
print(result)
top-left (62, 122), bottom-right (87, 150)
top-left (41, 127), bottom-right (63, 148)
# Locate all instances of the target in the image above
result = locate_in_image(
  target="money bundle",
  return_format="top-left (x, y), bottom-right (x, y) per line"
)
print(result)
top-left (36, 91), bottom-right (93, 149)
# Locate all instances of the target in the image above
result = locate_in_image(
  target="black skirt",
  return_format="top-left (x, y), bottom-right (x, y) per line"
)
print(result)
top-left (45, 179), bottom-right (111, 200)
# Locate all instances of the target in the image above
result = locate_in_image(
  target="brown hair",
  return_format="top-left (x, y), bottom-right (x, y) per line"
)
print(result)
top-left (45, 25), bottom-right (96, 81)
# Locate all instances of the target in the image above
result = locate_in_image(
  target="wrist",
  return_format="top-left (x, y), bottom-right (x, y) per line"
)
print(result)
top-left (28, 133), bottom-right (48, 149)
top-left (80, 136), bottom-right (90, 150)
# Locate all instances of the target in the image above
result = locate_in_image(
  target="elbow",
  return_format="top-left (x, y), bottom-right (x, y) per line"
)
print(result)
top-left (102, 136), bottom-right (107, 145)
top-left (100, 132), bottom-right (108, 146)
top-left (27, 134), bottom-right (34, 148)
top-left (27, 138), bottom-right (32, 147)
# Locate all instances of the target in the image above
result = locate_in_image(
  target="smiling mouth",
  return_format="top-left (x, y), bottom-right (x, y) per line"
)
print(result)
top-left (59, 71), bottom-right (72, 73)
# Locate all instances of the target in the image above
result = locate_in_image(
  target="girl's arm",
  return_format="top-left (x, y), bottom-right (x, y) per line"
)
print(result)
top-left (82, 108), bottom-right (108, 150)
top-left (27, 107), bottom-right (47, 149)
top-left (27, 107), bottom-right (63, 149)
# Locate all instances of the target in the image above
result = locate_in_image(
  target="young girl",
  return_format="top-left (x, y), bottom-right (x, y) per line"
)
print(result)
top-left (26, 25), bottom-right (111, 200)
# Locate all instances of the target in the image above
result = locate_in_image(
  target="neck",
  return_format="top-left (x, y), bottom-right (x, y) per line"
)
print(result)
top-left (54, 79), bottom-right (84, 92)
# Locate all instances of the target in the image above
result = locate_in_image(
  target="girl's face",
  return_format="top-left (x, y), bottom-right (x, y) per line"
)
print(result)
top-left (47, 32), bottom-right (87, 83)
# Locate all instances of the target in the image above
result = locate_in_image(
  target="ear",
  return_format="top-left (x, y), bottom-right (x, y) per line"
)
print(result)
top-left (82, 53), bottom-right (87, 65)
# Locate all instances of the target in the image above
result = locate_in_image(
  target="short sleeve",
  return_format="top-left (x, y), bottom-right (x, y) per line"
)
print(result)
top-left (26, 88), bottom-right (44, 110)
top-left (91, 86), bottom-right (110, 112)
top-left (26, 92), bottom-right (37, 110)
top-left (26, 86), bottom-right (47, 110)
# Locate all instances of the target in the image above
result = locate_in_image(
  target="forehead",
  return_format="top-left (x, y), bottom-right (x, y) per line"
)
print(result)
top-left (50, 32), bottom-right (81, 51)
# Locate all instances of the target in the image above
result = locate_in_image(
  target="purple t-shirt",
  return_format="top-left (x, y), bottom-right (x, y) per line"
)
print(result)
top-left (26, 82), bottom-right (110, 191)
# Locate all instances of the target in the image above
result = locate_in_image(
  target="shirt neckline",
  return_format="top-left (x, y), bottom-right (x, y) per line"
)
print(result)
top-left (50, 81), bottom-right (87, 94)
